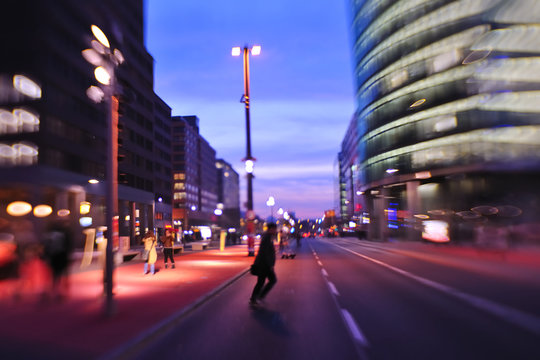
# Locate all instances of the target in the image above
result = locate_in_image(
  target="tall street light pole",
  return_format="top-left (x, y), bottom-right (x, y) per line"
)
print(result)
top-left (232, 44), bottom-right (261, 256)
top-left (266, 196), bottom-right (275, 222)
top-left (83, 25), bottom-right (124, 317)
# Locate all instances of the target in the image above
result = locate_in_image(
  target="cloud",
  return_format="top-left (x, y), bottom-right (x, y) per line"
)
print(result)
top-left (146, 0), bottom-right (354, 218)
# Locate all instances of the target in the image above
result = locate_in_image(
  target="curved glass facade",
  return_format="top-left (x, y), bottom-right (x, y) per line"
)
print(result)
top-left (349, 0), bottom-right (540, 242)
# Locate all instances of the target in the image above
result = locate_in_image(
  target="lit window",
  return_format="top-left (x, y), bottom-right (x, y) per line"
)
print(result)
top-left (13, 75), bottom-right (42, 99)
top-left (174, 192), bottom-right (186, 200)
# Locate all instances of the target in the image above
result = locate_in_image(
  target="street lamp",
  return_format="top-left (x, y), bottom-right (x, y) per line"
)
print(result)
top-left (266, 196), bottom-right (275, 222)
top-left (232, 44), bottom-right (261, 256)
top-left (82, 24), bottom-right (124, 317)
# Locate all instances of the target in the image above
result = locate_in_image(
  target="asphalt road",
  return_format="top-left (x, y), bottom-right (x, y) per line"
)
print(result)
top-left (135, 237), bottom-right (540, 360)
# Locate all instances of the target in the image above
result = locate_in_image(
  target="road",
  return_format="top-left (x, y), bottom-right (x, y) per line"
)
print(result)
top-left (135, 237), bottom-right (540, 360)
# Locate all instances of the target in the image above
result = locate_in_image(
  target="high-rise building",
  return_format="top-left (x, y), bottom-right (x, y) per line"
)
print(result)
top-left (153, 95), bottom-right (173, 236)
top-left (0, 0), bottom-right (167, 247)
top-left (339, 115), bottom-right (360, 223)
top-left (171, 116), bottom-right (218, 232)
top-left (349, 0), bottom-right (540, 242)
top-left (216, 159), bottom-right (240, 229)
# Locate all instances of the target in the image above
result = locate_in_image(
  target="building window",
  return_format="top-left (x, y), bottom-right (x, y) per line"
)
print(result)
top-left (174, 192), bottom-right (186, 200)
top-left (174, 173), bottom-right (185, 180)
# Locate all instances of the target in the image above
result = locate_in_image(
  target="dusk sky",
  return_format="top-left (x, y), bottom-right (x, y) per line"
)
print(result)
top-left (145, 1), bottom-right (356, 219)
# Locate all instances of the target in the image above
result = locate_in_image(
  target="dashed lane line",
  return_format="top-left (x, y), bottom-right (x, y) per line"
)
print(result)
top-left (310, 241), bottom-right (370, 358)
top-left (327, 281), bottom-right (340, 297)
top-left (333, 242), bottom-right (540, 337)
top-left (341, 309), bottom-right (370, 347)
top-left (321, 268), bottom-right (329, 277)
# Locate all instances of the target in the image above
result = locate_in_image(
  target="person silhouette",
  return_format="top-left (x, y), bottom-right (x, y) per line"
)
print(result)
top-left (249, 223), bottom-right (277, 305)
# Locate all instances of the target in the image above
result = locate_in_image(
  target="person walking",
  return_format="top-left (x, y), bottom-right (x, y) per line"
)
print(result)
top-left (249, 223), bottom-right (278, 306)
top-left (161, 229), bottom-right (175, 269)
top-left (42, 219), bottom-right (73, 300)
top-left (142, 230), bottom-right (157, 275)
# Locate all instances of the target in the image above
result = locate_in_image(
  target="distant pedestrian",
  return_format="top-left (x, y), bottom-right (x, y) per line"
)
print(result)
top-left (161, 229), bottom-right (175, 269)
top-left (42, 219), bottom-right (73, 300)
top-left (249, 223), bottom-right (278, 306)
top-left (142, 230), bottom-right (157, 275)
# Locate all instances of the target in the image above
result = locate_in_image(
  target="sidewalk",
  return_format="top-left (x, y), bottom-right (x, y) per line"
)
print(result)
top-left (0, 244), bottom-right (255, 359)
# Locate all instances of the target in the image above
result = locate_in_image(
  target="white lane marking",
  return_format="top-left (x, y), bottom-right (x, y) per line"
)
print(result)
top-left (327, 281), bottom-right (340, 296)
top-left (317, 260), bottom-right (323, 266)
top-left (341, 309), bottom-right (369, 347)
top-left (334, 243), bottom-right (540, 337)
top-left (321, 268), bottom-right (329, 277)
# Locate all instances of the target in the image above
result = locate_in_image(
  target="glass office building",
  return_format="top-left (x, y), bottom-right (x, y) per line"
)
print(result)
top-left (350, 0), bottom-right (540, 243)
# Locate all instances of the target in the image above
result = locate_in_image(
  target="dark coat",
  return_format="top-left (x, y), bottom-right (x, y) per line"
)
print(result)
top-left (254, 232), bottom-right (276, 270)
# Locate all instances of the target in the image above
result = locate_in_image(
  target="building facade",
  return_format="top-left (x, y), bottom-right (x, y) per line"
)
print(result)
top-left (216, 159), bottom-right (241, 229)
top-left (0, 0), bottom-right (166, 248)
top-left (339, 115), bottom-right (360, 224)
top-left (171, 116), bottom-right (218, 233)
top-left (349, 0), bottom-right (540, 243)
top-left (152, 95), bottom-right (173, 236)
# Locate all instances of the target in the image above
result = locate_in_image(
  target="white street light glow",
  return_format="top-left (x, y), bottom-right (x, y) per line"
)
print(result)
top-left (245, 159), bottom-right (254, 173)
top-left (82, 48), bottom-right (103, 66)
top-left (94, 66), bottom-right (111, 85)
top-left (231, 47), bottom-right (241, 56)
top-left (86, 86), bottom-right (105, 103)
top-left (114, 48), bottom-right (125, 64)
top-left (91, 25), bottom-right (110, 48)
top-left (251, 45), bottom-right (261, 55)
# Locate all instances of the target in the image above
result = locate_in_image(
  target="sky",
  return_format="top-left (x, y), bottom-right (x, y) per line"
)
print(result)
top-left (145, 0), bottom-right (356, 219)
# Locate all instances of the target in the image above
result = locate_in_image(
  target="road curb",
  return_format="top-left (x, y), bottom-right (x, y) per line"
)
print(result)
top-left (99, 267), bottom-right (250, 360)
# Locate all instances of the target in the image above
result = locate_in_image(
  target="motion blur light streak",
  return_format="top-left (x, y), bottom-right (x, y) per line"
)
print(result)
top-left (409, 98), bottom-right (426, 108)
top-left (462, 49), bottom-right (492, 64)
top-left (81, 48), bottom-right (103, 67)
top-left (79, 201), bottom-right (91, 215)
top-left (422, 220), bottom-right (450, 243)
top-left (6, 201), bottom-right (32, 216)
top-left (13, 75), bottom-right (41, 99)
top-left (13, 108), bottom-right (39, 132)
top-left (94, 66), bottom-right (110, 85)
top-left (79, 217), bottom-right (92, 227)
top-left (414, 171), bottom-right (431, 179)
top-left (0, 142), bottom-right (38, 166)
top-left (91, 24), bottom-right (110, 48)
top-left (57, 209), bottom-right (70, 217)
top-left (33, 204), bottom-right (52, 218)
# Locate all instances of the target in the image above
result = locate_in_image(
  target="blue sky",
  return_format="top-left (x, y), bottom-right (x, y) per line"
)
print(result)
top-left (145, 0), bottom-right (355, 219)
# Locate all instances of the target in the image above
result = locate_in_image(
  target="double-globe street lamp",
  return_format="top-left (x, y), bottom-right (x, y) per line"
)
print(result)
top-left (266, 196), bottom-right (275, 222)
top-left (232, 44), bottom-right (261, 256)
top-left (82, 25), bottom-right (124, 317)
